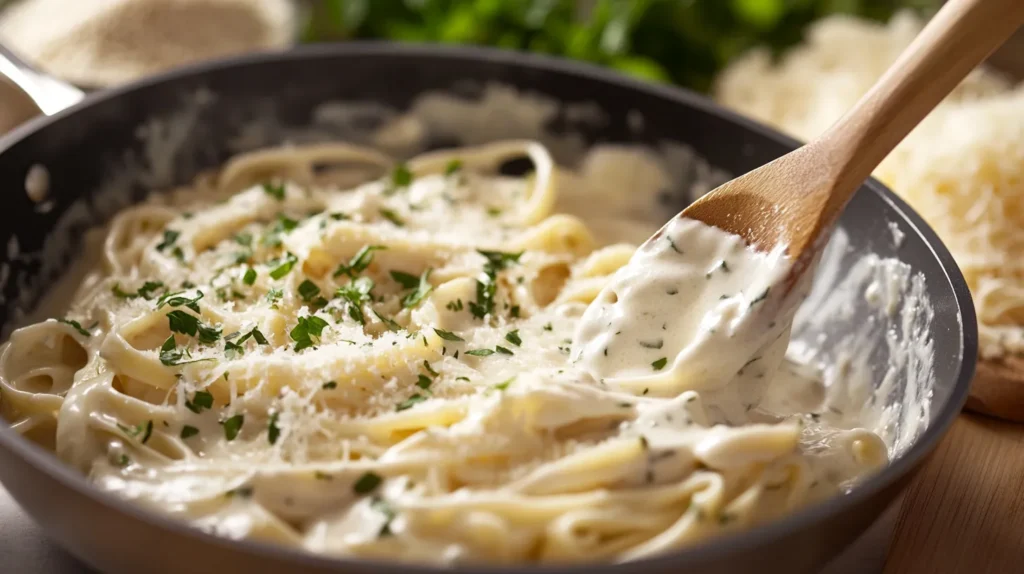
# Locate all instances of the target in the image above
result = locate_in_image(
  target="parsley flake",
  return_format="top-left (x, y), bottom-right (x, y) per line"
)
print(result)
top-left (290, 315), bottom-right (329, 351)
top-left (505, 330), bottom-right (522, 346)
top-left (221, 414), bottom-right (244, 441)
top-left (262, 182), bottom-right (285, 200)
top-left (652, 357), bottom-right (668, 371)
top-left (353, 471), bottom-right (383, 494)
top-left (57, 318), bottom-right (90, 337)
top-left (400, 269), bottom-right (433, 309)
top-left (334, 245), bottom-right (387, 278)
top-left (433, 328), bottom-right (464, 342)
top-left (269, 252), bottom-right (298, 280)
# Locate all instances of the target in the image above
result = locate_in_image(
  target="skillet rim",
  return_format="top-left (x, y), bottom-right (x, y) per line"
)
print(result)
top-left (0, 41), bottom-right (977, 573)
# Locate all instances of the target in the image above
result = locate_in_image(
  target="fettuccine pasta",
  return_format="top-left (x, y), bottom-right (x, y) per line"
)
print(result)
top-left (0, 141), bottom-right (886, 564)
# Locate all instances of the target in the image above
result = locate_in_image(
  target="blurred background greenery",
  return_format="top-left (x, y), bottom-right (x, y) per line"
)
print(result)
top-left (301, 0), bottom-right (941, 93)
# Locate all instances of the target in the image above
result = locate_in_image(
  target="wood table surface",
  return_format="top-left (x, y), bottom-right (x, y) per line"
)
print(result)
top-left (884, 413), bottom-right (1024, 573)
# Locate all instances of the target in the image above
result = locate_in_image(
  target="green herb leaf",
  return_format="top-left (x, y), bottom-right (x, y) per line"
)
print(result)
top-left (543, 322), bottom-right (553, 331)
top-left (266, 288), bottom-right (283, 304)
top-left (391, 164), bottom-right (413, 188)
top-left (322, 381), bottom-right (338, 390)
top-left (185, 391), bottom-right (214, 413)
top-left (262, 182), bottom-right (285, 200)
top-left (372, 310), bottom-right (402, 331)
top-left (243, 268), bottom-right (257, 285)
top-left (167, 310), bottom-right (200, 336)
top-left (401, 269), bottom-right (433, 309)
top-left (389, 270), bottom-right (420, 289)
top-left (334, 245), bottom-right (387, 278)
top-left (505, 329), bottom-right (522, 346)
top-left (181, 425), bottom-right (199, 439)
top-left (157, 290), bottom-right (204, 313)
top-left (415, 374), bottom-right (433, 390)
top-left (155, 229), bottom-right (180, 252)
top-left (494, 377), bottom-right (515, 391)
top-left (478, 249), bottom-right (523, 271)
top-left (267, 413), bottom-right (281, 445)
top-left (495, 345), bottom-right (514, 355)
top-left (422, 360), bottom-right (439, 377)
top-left (465, 348), bottom-right (494, 357)
top-left (378, 208), bottom-right (405, 227)
top-left (290, 315), bottom-right (329, 351)
top-left (353, 471), bottom-right (383, 494)
top-left (298, 279), bottom-right (321, 302)
top-left (222, 414), bottom-right (244, 441)
top-left (234, 232), bottom-right (253, 247)
top-left (336, 277), bottom-right (375, 325)
top-left (652, 357), bottom-right (668, 371)
top-left (433, 328), bottom-right (464, 342)
top-left (396, 394), bottom-right (428, 411)
top-left (444, 159), bottom-right (463, 176)
top-left (57, 318), bottom-right (91, 337)
top-left (269, 252), bottom-right (298, 280)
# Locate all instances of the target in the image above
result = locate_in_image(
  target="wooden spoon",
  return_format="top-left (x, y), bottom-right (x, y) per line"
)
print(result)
top-left (683, 0), bottom-right (1024, 292)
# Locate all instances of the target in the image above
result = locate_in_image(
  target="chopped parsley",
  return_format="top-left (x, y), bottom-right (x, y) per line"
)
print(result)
top-left (155, 229), bottom-right (180, 252)
top-left (444, 159), bottom-right (462, 176)
top-left (269, 252), bottom-right (298, 279)
top-left (57, 318), bottom-right (90, 337)
top-left (505, 330), bottom-right (522, 346)
top-left (372, 310), bottom-right (402, 331)
top-left (652, 357), bottom-right (668, 371)
top-left (334, 245), bottom-right (387, 278)
top-left (495, 345), bottom-right (514, 355)
top-left (468, 250), bottom-right (522, 320)
top-left (465, 348), bottom-right (495, 357)
top-left (389, 270), bottom-right (420, 289)
top-left (221, 414), bottom-right (244, 441)
top-left (156, 290), bottom-right (203, 313)
top-left (322, 381), bottom-right (338, 390)
top-left (185, 390), bottom-right (214, 413)
top-left (243, 268), bottom-right (257, 286)
top-left (494, 377), bottom-right (515, 391)
top-left (543, 323), bottom-right (553, 331)
top-left (180, 425), bottom-right (199, 439)
top-left (266, 288), bottom-right (283, 305)
top-left (298, 279), bottom-right (321, 302)
top-left (234, 232), bottom-right (253, 247)
top-left (261, 214), bottom-right (300, 247)
top-left (267, 413), bottom-right (281, 445)
top-left (446, 299), bottom-right (464, 312)
top-left (262, 182), bottom-right (285, 200)
top-left (416, 375), bottom-right (433, 390)
top-left (433, 328), bottom-right (464, 342)
top-left (336, 277), bottom-right (375, 324)
top-left (112, 280), bottom-right (165, 300)
top-left (354, 471), bottom-right (383, 494)
top-left (639, 339), bottom-right (664, 350)
top-left (391, 164), bottom-right (413, 188)
top-left (118, 420), bottom-right (153, 444)
top-left (396, 394), bottom-right (428, 411)
top-left (400, 269), bottom-right (433, 309)
top-left (290, 315), bottom-right (329, 351)
top-left (422, 360), bottom-right (439, 377)
top-left (158, 335), bottom-right (212, 367)
top-left (166, 310), bottom-right (221, 344)
top-left (378, 208), bottom-right (405, 227)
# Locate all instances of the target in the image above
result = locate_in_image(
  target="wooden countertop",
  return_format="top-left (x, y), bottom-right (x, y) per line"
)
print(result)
top-left (884, 413), bottom-right (1024, 573)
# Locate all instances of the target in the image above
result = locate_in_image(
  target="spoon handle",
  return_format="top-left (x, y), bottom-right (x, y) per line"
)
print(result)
top-left (823, 0), bottom-right (1024, 187)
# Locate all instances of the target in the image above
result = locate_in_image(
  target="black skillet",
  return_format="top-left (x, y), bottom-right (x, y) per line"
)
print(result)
top-left (0, 43), bottom-right (976, 574)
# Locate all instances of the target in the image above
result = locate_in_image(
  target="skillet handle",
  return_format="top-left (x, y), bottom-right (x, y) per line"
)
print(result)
top-left (0, 43), bottom-right (84, 116)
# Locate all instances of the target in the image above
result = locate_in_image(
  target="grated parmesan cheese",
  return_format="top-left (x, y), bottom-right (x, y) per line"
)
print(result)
top-left (0, 0), bottom-right (295, 87)
top-left (715, 11), bottom-right (1024, 359)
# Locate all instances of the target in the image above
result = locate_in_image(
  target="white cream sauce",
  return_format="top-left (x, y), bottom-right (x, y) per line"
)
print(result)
top-left (574, 217), bottom-right (809, 423)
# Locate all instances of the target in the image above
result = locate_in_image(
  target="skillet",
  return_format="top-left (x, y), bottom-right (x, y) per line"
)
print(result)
top-left (0, 43), bottom-right (976, 574)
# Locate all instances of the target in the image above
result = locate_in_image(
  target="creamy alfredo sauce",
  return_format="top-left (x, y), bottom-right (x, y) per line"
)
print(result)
top-left (0, 142), bottom-right (888, 565)
top-left (573, 217), bottom-right (804, 424)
